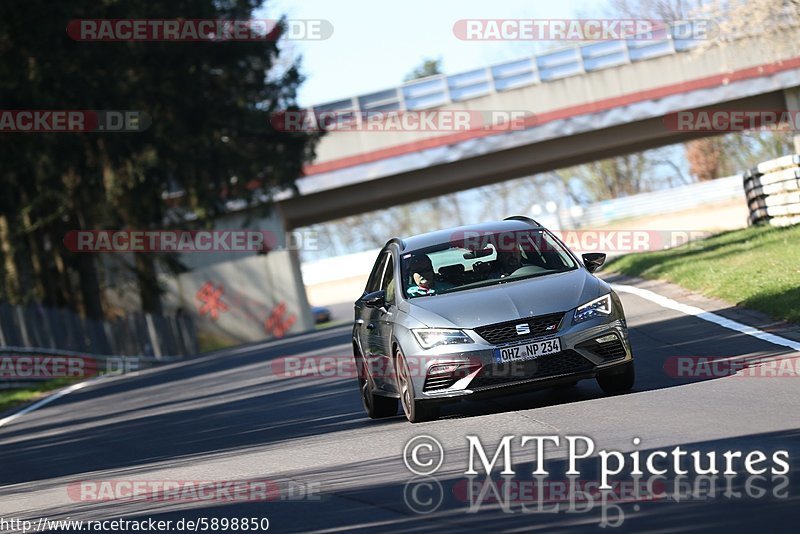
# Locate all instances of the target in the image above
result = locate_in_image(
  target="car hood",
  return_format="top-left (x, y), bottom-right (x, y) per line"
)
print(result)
top-left (407, 269), bottom-right (605, 328)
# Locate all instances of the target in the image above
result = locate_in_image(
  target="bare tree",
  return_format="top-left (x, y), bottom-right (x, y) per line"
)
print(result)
top-left (695, 0), bottom-right (800, 59)
top-left (555, 146), bottom-right (687, 202)
top-left (607, 0), bottom-right (704, 22)
top-left (686, 137), bottom-right (723, 180)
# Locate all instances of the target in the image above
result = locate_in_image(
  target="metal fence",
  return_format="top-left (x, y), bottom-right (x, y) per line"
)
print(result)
top-left (579, 175), bottom-right (743, 228)
top-left (744, 155), bottom-right (800, 227)
top-left (0, 303), bottom-right (197, 360)
top-left (312, 22), bottom-right (700, 116)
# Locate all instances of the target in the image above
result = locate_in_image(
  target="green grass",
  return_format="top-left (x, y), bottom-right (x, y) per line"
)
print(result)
top-left (606, 224), bottom-right (800, 324)
top-left (315, 319), bottom-right (349, 330)
top-left (197, 331), bottom-right (237, 353)
top-left (0, 377), bottom-right (81, 414)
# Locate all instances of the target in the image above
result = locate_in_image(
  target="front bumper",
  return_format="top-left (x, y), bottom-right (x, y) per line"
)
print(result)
top-left (413, 314), bottom-right (633, 401)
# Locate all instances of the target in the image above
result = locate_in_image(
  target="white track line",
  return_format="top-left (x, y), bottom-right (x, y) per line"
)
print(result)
top-left (0, 376), bottom-right (106, 429)
top-left (612, 284), bottom-right (800, 352)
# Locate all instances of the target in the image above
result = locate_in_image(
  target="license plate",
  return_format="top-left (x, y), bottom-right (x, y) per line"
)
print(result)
top-left (494, 338), bottom-right (561, 363)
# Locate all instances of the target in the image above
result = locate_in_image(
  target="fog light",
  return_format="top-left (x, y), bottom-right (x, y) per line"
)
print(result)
top-left (595, 334), bottom-right (617, 344)
top-left (428, 364), bottom-right (460, 376)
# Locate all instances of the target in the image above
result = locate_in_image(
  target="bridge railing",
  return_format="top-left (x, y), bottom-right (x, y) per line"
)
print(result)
top-left (312, 21), bottom-right (700, 117)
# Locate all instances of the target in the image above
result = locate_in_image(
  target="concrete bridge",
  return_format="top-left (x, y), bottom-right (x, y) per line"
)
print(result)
top-left (278, 30), bottom-right (800, 228)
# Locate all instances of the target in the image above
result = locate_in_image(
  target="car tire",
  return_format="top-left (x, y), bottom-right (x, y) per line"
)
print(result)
top-left (597, 361), bottom-right (635, 394)
top-left (395, 347), bottom-right (439, 423)
top-left (358, 359), bottom-right (397, 419)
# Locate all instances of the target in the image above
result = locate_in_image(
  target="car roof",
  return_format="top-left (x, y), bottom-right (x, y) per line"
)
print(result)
top-left (392, 217), bottom-right (543, 253)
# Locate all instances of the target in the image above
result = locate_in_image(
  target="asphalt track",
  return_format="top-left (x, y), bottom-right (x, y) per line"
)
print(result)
top-left (1, 282), bottom-right (800, 533)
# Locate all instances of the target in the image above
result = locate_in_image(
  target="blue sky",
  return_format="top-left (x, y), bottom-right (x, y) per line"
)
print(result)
top-left (259, 0), bottom-right (605, 106)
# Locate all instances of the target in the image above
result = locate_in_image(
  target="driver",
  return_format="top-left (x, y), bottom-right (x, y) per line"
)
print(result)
top-left (406, 255), bottom-right (453, 296)
top-left (488, 249), bottom-right (523, 279)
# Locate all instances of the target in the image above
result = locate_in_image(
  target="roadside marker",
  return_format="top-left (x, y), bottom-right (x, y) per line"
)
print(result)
top-left (613, 284), bottom-right (800, 353)
top-left (0, 377), bottom-right (102, 429)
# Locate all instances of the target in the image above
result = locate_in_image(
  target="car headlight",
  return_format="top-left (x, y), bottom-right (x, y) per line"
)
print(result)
top-left (574, 294), bottom-right (612, 323)
top-left (411, 328), bottom-right (473, 349)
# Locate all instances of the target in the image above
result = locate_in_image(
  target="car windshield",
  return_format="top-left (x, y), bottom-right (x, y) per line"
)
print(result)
top-left (401, 229), bottom-right (577, 298)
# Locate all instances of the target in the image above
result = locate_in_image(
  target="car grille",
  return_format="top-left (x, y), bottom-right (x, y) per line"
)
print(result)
top-left (576, 338), bottom-right (627, 360)
top-left (473, 312), bottom-right (565, 345)
top-left (469, 350), bottom-right (593, 389)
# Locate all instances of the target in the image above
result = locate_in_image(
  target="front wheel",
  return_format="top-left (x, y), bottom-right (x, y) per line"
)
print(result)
top-left (597, 361), bottom-right (635, 394)
top-left (359, 359), bottom-right (397, 418)
top-left (395, 347), bottom-right (439, 423)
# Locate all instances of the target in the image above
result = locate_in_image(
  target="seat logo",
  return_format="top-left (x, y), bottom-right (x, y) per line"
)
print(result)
top-left (515, 323), bottom-right (530, 335)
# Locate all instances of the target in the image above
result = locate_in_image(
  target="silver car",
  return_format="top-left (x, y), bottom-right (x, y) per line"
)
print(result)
top-left (352, 216), bottom-right (635, 423)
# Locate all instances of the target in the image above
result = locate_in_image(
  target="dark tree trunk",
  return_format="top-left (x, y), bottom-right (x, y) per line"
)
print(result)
top-left (135, 252), bottom-right (162, 314)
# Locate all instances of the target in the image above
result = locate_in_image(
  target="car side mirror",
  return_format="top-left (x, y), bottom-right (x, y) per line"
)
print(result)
top-left (362, 290), bottom-right (386, 309)
top-left (582, 253), bottom-right (606, 273)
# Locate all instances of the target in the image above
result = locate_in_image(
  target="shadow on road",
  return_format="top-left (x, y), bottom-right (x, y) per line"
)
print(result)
top-left (0, 302), bottom-right (794, 489)
top-left (102, 428), bottom-right (800, 532)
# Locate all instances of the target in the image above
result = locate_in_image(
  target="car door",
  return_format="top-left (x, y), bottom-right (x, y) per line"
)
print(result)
top-left (356, 250), bottom-right (390, 384)
top-left (371, 251), bottom-right (398, 392)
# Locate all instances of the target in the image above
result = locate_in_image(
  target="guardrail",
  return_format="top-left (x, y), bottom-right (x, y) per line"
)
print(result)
top-left (743, 154), bottom-right (800, 227)
top-left (0, 303), bottom-right (197, 389)
top-left (579, 175), bottom-right (743, 228)
top-left (311, 22), bottom-right (700, 116)
top-left (0, 303), bottom-right (197, 361)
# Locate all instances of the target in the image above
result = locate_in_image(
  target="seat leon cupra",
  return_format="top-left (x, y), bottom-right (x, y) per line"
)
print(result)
top-left (352, 216), bottom-right (635, 423)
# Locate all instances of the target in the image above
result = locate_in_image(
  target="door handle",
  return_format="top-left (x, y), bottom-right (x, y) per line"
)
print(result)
top-left (367, 323), bottom-right (375, 330)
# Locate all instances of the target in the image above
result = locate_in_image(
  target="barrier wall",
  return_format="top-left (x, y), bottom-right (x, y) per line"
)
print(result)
top-left (744, 154), bottom-right (800, 227)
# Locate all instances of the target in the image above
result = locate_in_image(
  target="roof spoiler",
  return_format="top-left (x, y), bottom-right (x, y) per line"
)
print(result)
top-left (384, 237), bottom-right (406, 251)
top-left (503, 215), bottom-right (542, 227)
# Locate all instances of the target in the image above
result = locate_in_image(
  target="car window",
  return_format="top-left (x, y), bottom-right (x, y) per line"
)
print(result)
top-left (519, 231), bottom-right (575, 269)
top-left (365, 251), bottom-right (390, 294)
top-left (402, 229), bottom-right (577, 298)
top-left (381, 256), bottom-right (396, 304)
